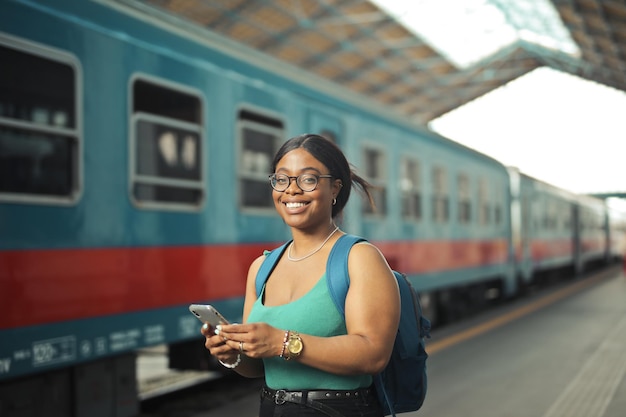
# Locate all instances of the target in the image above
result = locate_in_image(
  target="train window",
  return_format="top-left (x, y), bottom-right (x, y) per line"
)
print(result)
top-left (493, 182), bottom-right (503, 225)
top-left (0, 40), bottom-right (79, 203)
top-left (457, 173), bottom-right (471, 223)
top-left (238, 109), bottom-right (283, 209)
top-left (532, 199), bottom-right (541, 230)
top-left (494, 203), bottom-right (502, 225)
top-left (133, 80), bottom-right (201, 123)
top-left (130, 77), bottom-right (204, 209)
top-left (478, 179), bottom-right (490, 225)
top-left (546, 199), bottom-right (559, 230)
top-left (363, 147), bottom-right (387, 215)
top-left (562, 203), bottom-right (572, 229)
top-left (400, 157), bottom-right (421, 220)
top-left (432, 166), bottom-right (448, 222)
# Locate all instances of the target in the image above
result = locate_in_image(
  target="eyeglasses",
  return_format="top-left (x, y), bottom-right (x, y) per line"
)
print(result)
top-left (269, 173), bottom-right (333, 192)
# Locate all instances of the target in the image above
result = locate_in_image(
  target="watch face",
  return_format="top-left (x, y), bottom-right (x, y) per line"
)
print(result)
top-left (288, 337), bottom-right (303, 354)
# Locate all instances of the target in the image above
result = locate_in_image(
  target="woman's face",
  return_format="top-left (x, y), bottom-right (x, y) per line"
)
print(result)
top-left (272, 148), bottom-right (340, 230)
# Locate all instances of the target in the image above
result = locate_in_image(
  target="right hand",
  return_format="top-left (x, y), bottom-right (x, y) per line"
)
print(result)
top-left (201, 323), bottom-right (239, 364)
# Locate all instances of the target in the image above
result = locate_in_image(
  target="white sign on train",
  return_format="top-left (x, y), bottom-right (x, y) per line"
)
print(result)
top-left (32, 336), bottom-right (76, 366)
top-left (110, 328), bottom-right (141, 351)
top-left (0, 358), bottom-right (10, 373)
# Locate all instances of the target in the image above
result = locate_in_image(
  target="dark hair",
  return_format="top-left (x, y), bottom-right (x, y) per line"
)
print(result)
top-left (271, 133), bottom-right (374, 219)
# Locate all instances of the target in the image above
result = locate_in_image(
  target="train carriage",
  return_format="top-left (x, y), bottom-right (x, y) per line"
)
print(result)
top-left (510, 171), bottom-right (612, 288)
top-left (577, 194), bottom-right (611, 264)
top-left (511, 171), bottom-right (581, 284)
top-left (0, 0), bottom-right (619, 415)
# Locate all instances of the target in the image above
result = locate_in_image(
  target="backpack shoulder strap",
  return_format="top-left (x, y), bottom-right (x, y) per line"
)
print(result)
top-left (255, 241), bottom-right (290, 297)
top-left (326, 234), bottom-right (367, 317)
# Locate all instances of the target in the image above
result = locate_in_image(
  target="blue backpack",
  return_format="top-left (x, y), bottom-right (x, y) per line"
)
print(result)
top-left (255, 234), bottom-right (430, 416)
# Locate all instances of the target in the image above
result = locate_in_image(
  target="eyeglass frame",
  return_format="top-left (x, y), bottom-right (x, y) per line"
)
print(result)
top-left (268, 173), bottom-right (334, 192)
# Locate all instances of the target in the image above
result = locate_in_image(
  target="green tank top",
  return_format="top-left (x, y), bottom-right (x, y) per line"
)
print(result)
top-left (247, 273), bottom-right (372, 390)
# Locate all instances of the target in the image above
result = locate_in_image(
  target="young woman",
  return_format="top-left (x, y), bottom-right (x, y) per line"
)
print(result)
top-left (202, 134), bottom-right (400, 417)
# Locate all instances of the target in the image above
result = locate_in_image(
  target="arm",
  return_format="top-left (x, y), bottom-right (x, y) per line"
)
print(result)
top-left (292, 242), bottom-right (400, 375)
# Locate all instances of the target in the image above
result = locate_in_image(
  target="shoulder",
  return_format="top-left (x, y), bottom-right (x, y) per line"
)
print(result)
top-left (346, 241), bottom-right (392, 278)
top-left (348, 240), bottom-right (385, 261)
top-left (248, 253), bottom-right (268, 278)
top-left (245, 252), bottom-right (272, 296)
top-left (342, 240), bottom-right (399, 303)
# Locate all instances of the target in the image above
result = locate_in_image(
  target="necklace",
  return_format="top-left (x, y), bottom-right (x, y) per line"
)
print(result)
top-left (287, 226), bottom-right (339, 262)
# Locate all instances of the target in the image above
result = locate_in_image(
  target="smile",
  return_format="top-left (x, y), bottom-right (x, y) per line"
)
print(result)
top-left (285, 202), bottom-right (308, 209)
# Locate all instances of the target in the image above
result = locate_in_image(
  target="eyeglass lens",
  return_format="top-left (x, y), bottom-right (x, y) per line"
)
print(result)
top-left (270, 174), bottom-right (320, 192)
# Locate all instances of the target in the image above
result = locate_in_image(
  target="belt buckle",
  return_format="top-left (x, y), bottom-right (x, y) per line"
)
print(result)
top-left (274, 389), bottom-right (287, 405)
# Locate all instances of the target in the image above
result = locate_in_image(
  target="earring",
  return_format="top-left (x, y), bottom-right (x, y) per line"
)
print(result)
top-left (332, 198), bottom-right (337, 206)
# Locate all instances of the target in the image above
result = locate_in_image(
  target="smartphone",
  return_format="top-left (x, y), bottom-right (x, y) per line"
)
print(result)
top-left (189, 304), bottom-right (230, 328)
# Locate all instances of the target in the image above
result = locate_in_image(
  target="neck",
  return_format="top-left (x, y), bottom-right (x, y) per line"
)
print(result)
top-left (288, 225), bottom-right (339, 262)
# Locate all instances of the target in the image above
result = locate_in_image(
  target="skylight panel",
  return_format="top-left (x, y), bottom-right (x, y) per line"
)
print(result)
top-left (371, 0), bottom-right (580, 68)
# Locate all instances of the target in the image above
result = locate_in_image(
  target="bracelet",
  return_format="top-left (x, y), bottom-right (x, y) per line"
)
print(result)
top-left (279, 330), bottom-right (289, 359)
top-left (218, 353), bottom-right (241, 369)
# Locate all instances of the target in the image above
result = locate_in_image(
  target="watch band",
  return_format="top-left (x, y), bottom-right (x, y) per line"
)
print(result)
top-left (282, 330), bottom-right (303, 361)
top-left (279, 330), bottom-right (289, 359)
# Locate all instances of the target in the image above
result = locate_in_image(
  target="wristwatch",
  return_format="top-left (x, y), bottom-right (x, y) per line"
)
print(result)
top-left (284, 331), bottom-right (303, 360)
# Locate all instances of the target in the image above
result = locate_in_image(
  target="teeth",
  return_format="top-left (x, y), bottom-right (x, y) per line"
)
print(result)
top-left (285, 202), bottom-right (306, 208)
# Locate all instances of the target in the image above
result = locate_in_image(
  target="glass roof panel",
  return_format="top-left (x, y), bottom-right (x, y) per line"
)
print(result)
top-left (371, 0), bottom-right (580, 68)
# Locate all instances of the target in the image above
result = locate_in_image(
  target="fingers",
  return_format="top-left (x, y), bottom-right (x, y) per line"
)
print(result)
top-left (203, 324), bottom-right (232, 350)
top-left (204, 333), bottom-right (238, 358)
top-left (202, 322), bottom-right (276, 359)
top-left (201, 322), bottom-right (213, 336)
top-left (211, 324), bottom-right (250, 355)
top-left (216, 323), bottom-right (245, 334)
top-left (201, 323), bottom-right (238, 343)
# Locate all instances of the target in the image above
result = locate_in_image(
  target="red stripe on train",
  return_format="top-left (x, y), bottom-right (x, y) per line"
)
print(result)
top-left (530, 240), bottom-right (574, 261)
top-left (513, 238), bottom-right (608, 262)
top-left (378, 239), bottom-right (508, 273)
top-left (0, 239), bottom-right (509, 329)
top-left (0, 244), bottom-right (269, 329)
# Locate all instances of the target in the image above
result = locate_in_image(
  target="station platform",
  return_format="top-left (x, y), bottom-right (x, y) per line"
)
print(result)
top-left (184, 267), bottom-right (626, 417)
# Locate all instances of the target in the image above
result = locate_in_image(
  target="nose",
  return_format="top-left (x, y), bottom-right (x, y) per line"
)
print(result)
top-left (285, 176), bottom-right (303, 193)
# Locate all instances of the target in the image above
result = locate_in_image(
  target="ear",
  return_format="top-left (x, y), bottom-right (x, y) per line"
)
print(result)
top-left (332, 179), bottom-right (343, 197)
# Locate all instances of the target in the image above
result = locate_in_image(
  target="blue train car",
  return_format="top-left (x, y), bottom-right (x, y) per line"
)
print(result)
top-left (511, 171), bottom-right (580, 284)
top-left (510, 170), bottom-right (611, 288)
top-left (0, 0), bottom-right (616, 414)
top-left (575, 193), bottom-right (611, 270)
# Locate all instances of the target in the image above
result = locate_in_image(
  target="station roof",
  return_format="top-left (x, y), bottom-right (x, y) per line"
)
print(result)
top-left (128, 0), bottom-right (626, 126)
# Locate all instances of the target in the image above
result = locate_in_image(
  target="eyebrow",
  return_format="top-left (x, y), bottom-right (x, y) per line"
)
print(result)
top-left (276, 166), bottom-right (323, 174)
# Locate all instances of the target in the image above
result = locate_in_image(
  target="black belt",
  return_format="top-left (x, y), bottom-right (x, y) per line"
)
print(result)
top-left (261, 386), bottom-right (374, 417)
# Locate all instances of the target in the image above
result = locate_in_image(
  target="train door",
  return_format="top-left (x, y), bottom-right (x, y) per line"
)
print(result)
top-left (572, 204), bottom-right (583, 275)
top-left (508, 168), bottom-right (522, 270)
top-left (603, 209), bottom-right (611, 263)
top-left (509, 169), bottom-right (532, 284)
